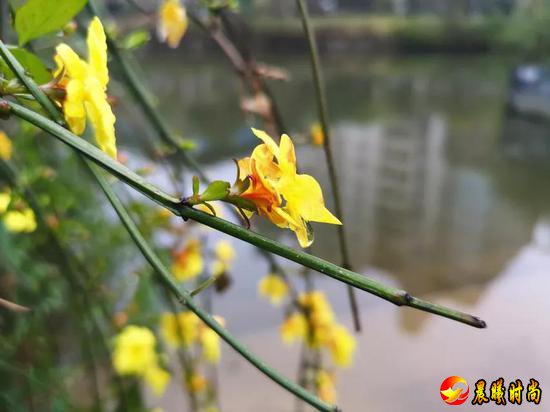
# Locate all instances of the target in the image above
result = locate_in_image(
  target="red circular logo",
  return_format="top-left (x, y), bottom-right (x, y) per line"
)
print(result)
top-left (440, 376), bottom-right (469, 405)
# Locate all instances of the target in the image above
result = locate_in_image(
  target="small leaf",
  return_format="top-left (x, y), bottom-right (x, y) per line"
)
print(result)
top-left (192, 176), bottom-right (200, 196)
top-left (15, 0), bottom-right (87, 45)
top-left (200, 180), bottom-right (230, 202)
top-left (0, 46), bottom-right (51, 84)
top-left (121, 29), bottom-right (151, 51)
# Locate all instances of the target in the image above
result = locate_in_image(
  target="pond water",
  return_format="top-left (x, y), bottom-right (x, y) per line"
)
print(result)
top-left (119, 52), bottom-right (550, 411)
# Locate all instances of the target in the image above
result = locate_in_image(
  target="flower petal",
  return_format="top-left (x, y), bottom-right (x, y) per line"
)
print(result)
top-left (87, 17), bottom-right (109, 89)
top-left (85, 77), bottom-right (117, 158)
top-left (55, 44), bottom-right (87, 79)
top-left (282, 174), bottom-right (341, 224)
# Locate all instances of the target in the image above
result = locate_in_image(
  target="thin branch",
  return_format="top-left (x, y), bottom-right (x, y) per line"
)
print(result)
top-left (88, 164), bottom-right (336, 412)
top-left (0, 297), bottom-right (31, 313)
top-left (0, 40), bottom-right (334, 410)
top-left (1, 98), bottom-right (486, 329)
top-left (81, 2), bottom-right (296, 309)
top-left (295, 0), bottom-right (361, 331)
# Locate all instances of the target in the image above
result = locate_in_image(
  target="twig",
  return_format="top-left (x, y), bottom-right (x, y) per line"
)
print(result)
top-left (295, 0), bottom-right (361, 331)
top-left (0, 297), bottom-right (31, 313)
top-left (0, 98), bottom-right (486, 330)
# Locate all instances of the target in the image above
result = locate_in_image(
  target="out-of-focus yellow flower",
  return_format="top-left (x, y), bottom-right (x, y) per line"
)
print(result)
top-left (281, 290), bottom-right (356, 368)
top-left (172, 239), bottom-right (203, 281)
top-left (112, 325), bottom-right (157, 375)
top-left (0, 191), bottom-right (10, 214)
top-left (237, 128), bottom-right (341, 247)
top-left (211, 239), bottom-right (235, 276)
top-left (215, 240), bottom-right (235, 262)
top-left (54, 17), bottom-right (117, 158)
top-left (327, 325), bottom-right (356, 368)
top-left (187, 373), bottom-right (207, 393)
top-left (310, 122), bottom-right (324, 146)
top-left (0, 131), bottom-right (12, 160)
top-left (280, 312), bottom-right (307, 343)
top-left (258, 274), bottom-right (288, 305)
top-left (299, 291), bottom-right (334, 331)
top-left (160, 311), bottom-right (223, 363)
top-left (316, 370), bottom-right (336, 404)
top-left (200, 327), bottom-right (220, 363)
top-left (2, 208), bottom-right (37, 233)
top-left (158, 0), bottom-right (188, 48)
top-left (144, 365), bottom-right (171, 396)
top-left (160, 311), bottom-right (199, 347)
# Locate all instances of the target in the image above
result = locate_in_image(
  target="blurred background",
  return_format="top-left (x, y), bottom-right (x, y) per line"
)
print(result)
top-left (2, 0), bottom-right (550, 411)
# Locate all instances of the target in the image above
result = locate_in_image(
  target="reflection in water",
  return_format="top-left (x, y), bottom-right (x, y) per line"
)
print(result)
top-left (120, 53), bottom-right (550, 410)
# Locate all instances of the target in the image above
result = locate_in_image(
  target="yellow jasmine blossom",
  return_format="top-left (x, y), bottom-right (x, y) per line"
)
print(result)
top-left (158, 0), bottom-right (188, 48)
top-left (0, 191), bottom-right (10, 214)
top-left (237, 128), bottom-right (341, 247)
top-left (2, 209), bottom-right (37, 233)
top-left (299, 291), bottom-right (335, 331)
top-left (54, 17), bottom-right (117, 158)
top-left (200, 327), bottom-right (221, 363)
top-left (215, 240), bottom-right (235, 262)
top-left (280, 312), bottom-right (307, 343)
top-left (144, 365), bottom-right (171, 396)
top-left (327, 324), bottom-right (356, 368)
top-left (112, 325), bottom-right (157, 375)
top-left (0, 131), bottom-right (12, 160)
top-left (160, 311), bottom-right (199, 347)
top-left (171, 239), bottom-right (204, 281)
top-left (258, 274), bottom-right (288, 305)
top-left (187, 373), bottom-right (208, 393)
top-left (316, 370), bottom-right (336, 404)
top-left (310, 122), bottom-right (324, 146)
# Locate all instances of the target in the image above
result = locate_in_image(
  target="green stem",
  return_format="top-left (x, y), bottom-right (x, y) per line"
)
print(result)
top-left (88, 164), bottom-right (336, 412)
top-left (295, 0), bottom-right (361, 331)
top-left (1, 98), bottom-right (486, 329)
top-left (0, 41), bottom-right (62, 123)
top-left (190, 274), bottom-right (219, 297)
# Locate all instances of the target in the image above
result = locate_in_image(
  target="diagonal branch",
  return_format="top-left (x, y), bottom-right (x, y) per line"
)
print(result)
top-left (0, 98), bottom-right (486, 330)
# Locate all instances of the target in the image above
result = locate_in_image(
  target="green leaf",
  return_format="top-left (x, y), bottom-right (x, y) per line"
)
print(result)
top-left (0, 46), bottom-right (51, 84)
top-left (200, 180), bottom-right (230, 201)
top-left (15, 0), bottom-right (87, 45)
top-left (121, 29), bottom-right (151, 51)
top-left (192, 175), bottom-right (200, 196)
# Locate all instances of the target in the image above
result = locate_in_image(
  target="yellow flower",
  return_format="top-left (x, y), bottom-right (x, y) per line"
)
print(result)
top-left (158, 0), bottom-right (188, 48)
top-left (112, 325), bottom-right (157, 375)
top-left (171, 239), bottom-right (203, 281)
top-left (299, 291), bottom-right (334, 329)
top-left (215, 240), bottom-right (235, 262)
top-left (54, 17), bottom-right (117, 158)
top-left (0, 191), bottom-right (10, 214)
top-left (327, 324), bottom-right (356, 368)
top-left (310, 122), bottom-right (324, 146)
top-left (2, 208), bottom-right (37, 233)
top-left (258, 274), bottom-right (288, 305)
top-left (237, 128), bottom-right (341, 247)
top-left (187, 373), bottom-right (208, 394)
top-left (160, 311), bottom-right (199, 347)
top-left (200, 327), bottom-right (220, 363)
top-left (316, 370), bottom-right (336, 404)
top-left (280, 312), bottom-right (307, 343)
top-left (144, 365), bottom-right (171, 396)
top-left (0, 131), bottom-right (12, 160)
